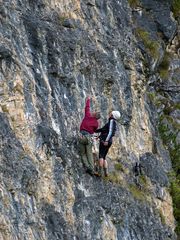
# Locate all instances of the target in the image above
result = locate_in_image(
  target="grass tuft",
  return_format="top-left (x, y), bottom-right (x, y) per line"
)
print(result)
top-left (128, 0), bottom-right (141, 8)
top-left (114, 163), bottom-right (124, 172)
top-left (158, 52), bottom-right (171, 79)
top-left (104, 171), bottom-right (122, 185)
top-left (128, 184), bottom-right (146, 201)
top-left (135, 28), bottom-right (160, 59)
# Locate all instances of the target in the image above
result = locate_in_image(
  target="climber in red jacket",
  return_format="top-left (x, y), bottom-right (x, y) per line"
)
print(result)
top-left (79, 96), bottom-right (101, 176)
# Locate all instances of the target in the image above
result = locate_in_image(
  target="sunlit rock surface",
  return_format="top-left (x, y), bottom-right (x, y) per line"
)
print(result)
top-left (0, 0), bottom-right (179, 239)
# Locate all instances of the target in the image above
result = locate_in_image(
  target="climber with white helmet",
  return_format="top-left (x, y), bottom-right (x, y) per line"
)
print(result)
top-left (95, 110), bottom-right (121, 177)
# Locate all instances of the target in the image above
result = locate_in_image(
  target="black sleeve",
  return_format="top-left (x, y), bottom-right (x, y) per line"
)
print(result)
top-left (95, 123), bottom-right (107, 133)
top-left (95, 128), bottom-right (102, 133)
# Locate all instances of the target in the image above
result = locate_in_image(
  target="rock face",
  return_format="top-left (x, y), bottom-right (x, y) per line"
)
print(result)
top-left (0, 0), bottom-right (179, 239)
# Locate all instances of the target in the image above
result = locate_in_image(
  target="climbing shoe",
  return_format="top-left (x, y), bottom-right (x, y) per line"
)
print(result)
top-left (98, 167), bottom-right (103, 177)
top-left (94, 165), bottom-right (99, 172)
top-left (94, 171), bottom-right (101, 177)
top-left (104, 168), bottom-right (108, 177)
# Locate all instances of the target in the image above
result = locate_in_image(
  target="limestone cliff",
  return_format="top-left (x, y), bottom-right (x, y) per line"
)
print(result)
top-left (0, 0), bottom-right (179, 239)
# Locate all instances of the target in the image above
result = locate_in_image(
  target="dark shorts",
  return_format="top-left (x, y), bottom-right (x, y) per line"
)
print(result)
top-left (99, 141), bottom-right (112, 159)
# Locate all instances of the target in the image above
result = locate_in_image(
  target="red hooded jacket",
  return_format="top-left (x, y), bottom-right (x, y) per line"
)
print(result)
top-left (80, 98), bottom-right (99, 134)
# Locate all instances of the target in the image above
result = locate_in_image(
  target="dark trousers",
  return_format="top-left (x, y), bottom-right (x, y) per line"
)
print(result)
top-left (99, 141), bottom-right (112, 159)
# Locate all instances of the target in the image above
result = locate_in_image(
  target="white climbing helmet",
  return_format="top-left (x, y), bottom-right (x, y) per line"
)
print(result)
top-left (112, 111), bottom-right (121, 120)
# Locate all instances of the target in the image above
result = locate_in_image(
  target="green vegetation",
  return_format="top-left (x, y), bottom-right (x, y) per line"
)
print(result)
top-left (59, 15), bottom-right (68, 25)
top-left (148, 92), bottom-right (156, 102)
top-left (159, 52), bottom-right (170, 69)
top-left (172, 0), bottom-right (180, 18)
top-left (158, 52), bottom-right (171, 79)
top-left (135, 28), bottom-right (160, 59)
top-left (114, 163), bottom-right (124, 172)
top-left (128, 175), bottom-right (150, 201)
top-left (1, 105), bottom-right (9, 113)
top-left (128, 184), bottom-right (146, 201)
top-left (159, 69), bottom-right (169, 79)
top-left (158, 116), bottom-right (179, 152)
top-left (139, 175), bottom-right (149, 190)
top-left (169, 172), bottom-right (180, 235)
top-left (158, 122), bottom-right (173, 146)
top-left (148, 92), bottom-right (162, 108)
top-left (128, 0), bottom-right (141, 8)
top-left (104, 161), bottom-right (126, 184)
top-left (174, 103), bottom-right (180, 110)
top-left (165, 116), bottom-right (180, 129)
top-left (170, 145), bottom-right (180, 173)
top-left (147, 37), bottom-right (179, 234)
top-left (158, 115), bottom-right (180, 236)
top-left (105, 171), bottom-right (122, 184)
top-left (58, 12), bottom-right (72, 26)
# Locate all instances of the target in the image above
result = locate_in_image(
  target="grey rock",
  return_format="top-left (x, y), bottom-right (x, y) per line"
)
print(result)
top-left (0, 46), bottom-right (12, 59)
top-left (0, 0), bottom-right (178, 239)
top-left (140, 152), bottom-right (169, 187)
